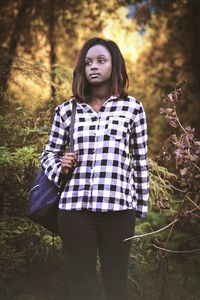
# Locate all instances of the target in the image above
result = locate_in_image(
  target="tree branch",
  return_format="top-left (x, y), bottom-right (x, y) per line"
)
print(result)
top-left (153, 244), bottom-right (200, 253)
top-left (164, 198), bottom-right (185, 248)
top-left (123, 218), bottom-right (180, 242)
top-left (185, 195), bottom-right (200, 210)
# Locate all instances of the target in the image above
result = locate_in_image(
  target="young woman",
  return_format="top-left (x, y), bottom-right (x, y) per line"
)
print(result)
top-left (41, 37), bottom-right (149, 300)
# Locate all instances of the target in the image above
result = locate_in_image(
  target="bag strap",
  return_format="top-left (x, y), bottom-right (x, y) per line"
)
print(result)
top-left (61, 100), bottom-right (77, 184)
top-left (69, 100), bottom-right (77, 152)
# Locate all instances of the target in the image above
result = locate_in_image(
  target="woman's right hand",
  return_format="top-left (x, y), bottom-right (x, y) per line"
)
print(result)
top-left (61, 152), bottom-right (78, 175)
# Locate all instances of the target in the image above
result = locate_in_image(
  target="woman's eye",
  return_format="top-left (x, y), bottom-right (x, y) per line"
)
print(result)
top-left (99, 59), bottom-right (105, 64)
top-left (85, 61), bottom-right (91, 66)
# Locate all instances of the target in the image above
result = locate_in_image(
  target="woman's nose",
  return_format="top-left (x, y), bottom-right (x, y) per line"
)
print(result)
top-left (91, 65), bottom-right (98, 70)
top-left (90, 61), bottom-right (98, 70)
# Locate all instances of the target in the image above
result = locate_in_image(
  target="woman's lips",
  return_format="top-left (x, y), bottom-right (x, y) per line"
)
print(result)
top-left (90, 73), bottom-right (101, 77)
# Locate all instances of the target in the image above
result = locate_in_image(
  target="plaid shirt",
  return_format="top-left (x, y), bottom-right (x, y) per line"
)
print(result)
top-left (41, 95), bottom-right (149, 218)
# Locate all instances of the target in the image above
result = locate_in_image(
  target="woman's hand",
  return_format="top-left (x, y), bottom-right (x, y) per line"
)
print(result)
top-left (61, 152), bottom-right (78, 175)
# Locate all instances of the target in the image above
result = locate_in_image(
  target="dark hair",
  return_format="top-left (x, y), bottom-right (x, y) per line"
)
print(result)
top-left (72, 37), bottom-right (129, 102)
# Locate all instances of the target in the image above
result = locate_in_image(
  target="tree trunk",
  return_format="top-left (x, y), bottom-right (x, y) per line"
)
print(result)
top-left (49, 0), bottom-right (57, 106)
top-left (188, 0), bottom-right (200, 88)
top-left (0, 0), bottom-right (29, 105)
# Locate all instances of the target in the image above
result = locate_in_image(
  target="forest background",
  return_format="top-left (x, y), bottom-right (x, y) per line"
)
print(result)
top-left (0, 0), bottom-right (200, 300)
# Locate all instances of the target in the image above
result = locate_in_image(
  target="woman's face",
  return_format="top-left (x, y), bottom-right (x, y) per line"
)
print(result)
top-left (85, 45), bottom-right (112, 85)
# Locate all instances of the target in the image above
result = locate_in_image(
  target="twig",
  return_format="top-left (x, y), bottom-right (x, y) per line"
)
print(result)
top-left (153, 244), bottom-right (200, 253)
top-left (185, 234), bottom-right (200, 242)
top-left (123, 218), bottom-right (180, 242)
top-left (185, 195), bottom-right (200, 211)
top-left (173, 106), bottom-right (190, 141)
top-left (169, 184), bottom-right (187, 193)
top-left (164, 198), bottom-right (185, 248)
top-left (156, 168), bottom-right (187, 193)
top-left (189, 212), bottom-right (200, 219)
top-left (191, 161), bottom-right (200, 172)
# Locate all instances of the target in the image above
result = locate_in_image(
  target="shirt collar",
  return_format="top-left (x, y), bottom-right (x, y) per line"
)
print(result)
top-left (80, 95), bottom-right (118, 107)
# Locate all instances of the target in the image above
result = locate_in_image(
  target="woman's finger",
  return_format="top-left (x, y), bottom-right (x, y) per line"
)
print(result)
top-left (62, 156), bottom-right (76, 163)
top-left (63, 152), bottom-right (77, 158)
top-left (62, 153), bottom-right (78, 165)
top-left (61, 152), bottom-right (79, 170)
top-left (63, 162), bottom-right (74, 168)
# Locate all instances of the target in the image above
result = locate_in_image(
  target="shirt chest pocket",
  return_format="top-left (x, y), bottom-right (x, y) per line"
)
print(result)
top-left (106, 116), bottom-right (129, 141)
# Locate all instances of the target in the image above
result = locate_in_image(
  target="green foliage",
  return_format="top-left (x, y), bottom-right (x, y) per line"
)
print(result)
top-left (149, 158), bottom-right (176, 211)
top-left (0, 108), bottom-right (69, 299)
top-left (127, 232), bottom-right (200, 300)
top-left (0, 216), bottom-right (66, 299)
top-left (0, 146), bottom-right (38, 164)
top-left (0, 146), bottom-right (38, 216)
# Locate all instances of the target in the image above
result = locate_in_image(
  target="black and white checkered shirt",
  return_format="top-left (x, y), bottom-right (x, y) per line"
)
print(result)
top-left (41, 95), bottom-right (149, 218)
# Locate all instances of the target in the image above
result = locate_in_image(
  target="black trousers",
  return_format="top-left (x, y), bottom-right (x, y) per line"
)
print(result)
top-left (58, 209), bottom-right (136, 300)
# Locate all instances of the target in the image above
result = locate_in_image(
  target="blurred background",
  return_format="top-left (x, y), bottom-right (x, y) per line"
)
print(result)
top-left (0, 0), bottom-right (200, 299)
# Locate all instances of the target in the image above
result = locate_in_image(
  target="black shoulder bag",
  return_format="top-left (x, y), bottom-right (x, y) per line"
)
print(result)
top-left (28, 100), bottom-right (77, 235)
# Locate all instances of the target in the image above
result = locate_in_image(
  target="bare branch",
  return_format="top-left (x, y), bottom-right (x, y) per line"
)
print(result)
top-left (123, 218), bottom-right (180, 242)
top-left (164, 198), bottom-right (185, 248)
top-left (173, 105), bottom-right (189, 137)
top-left (185, 195), bottom-right (200, 211)
top-left (189, 212), bottom-right (200, 219)
top-left (191, 161), bottom-right (200, 172)
top-left (153, 244), bottom-right (200, 253)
